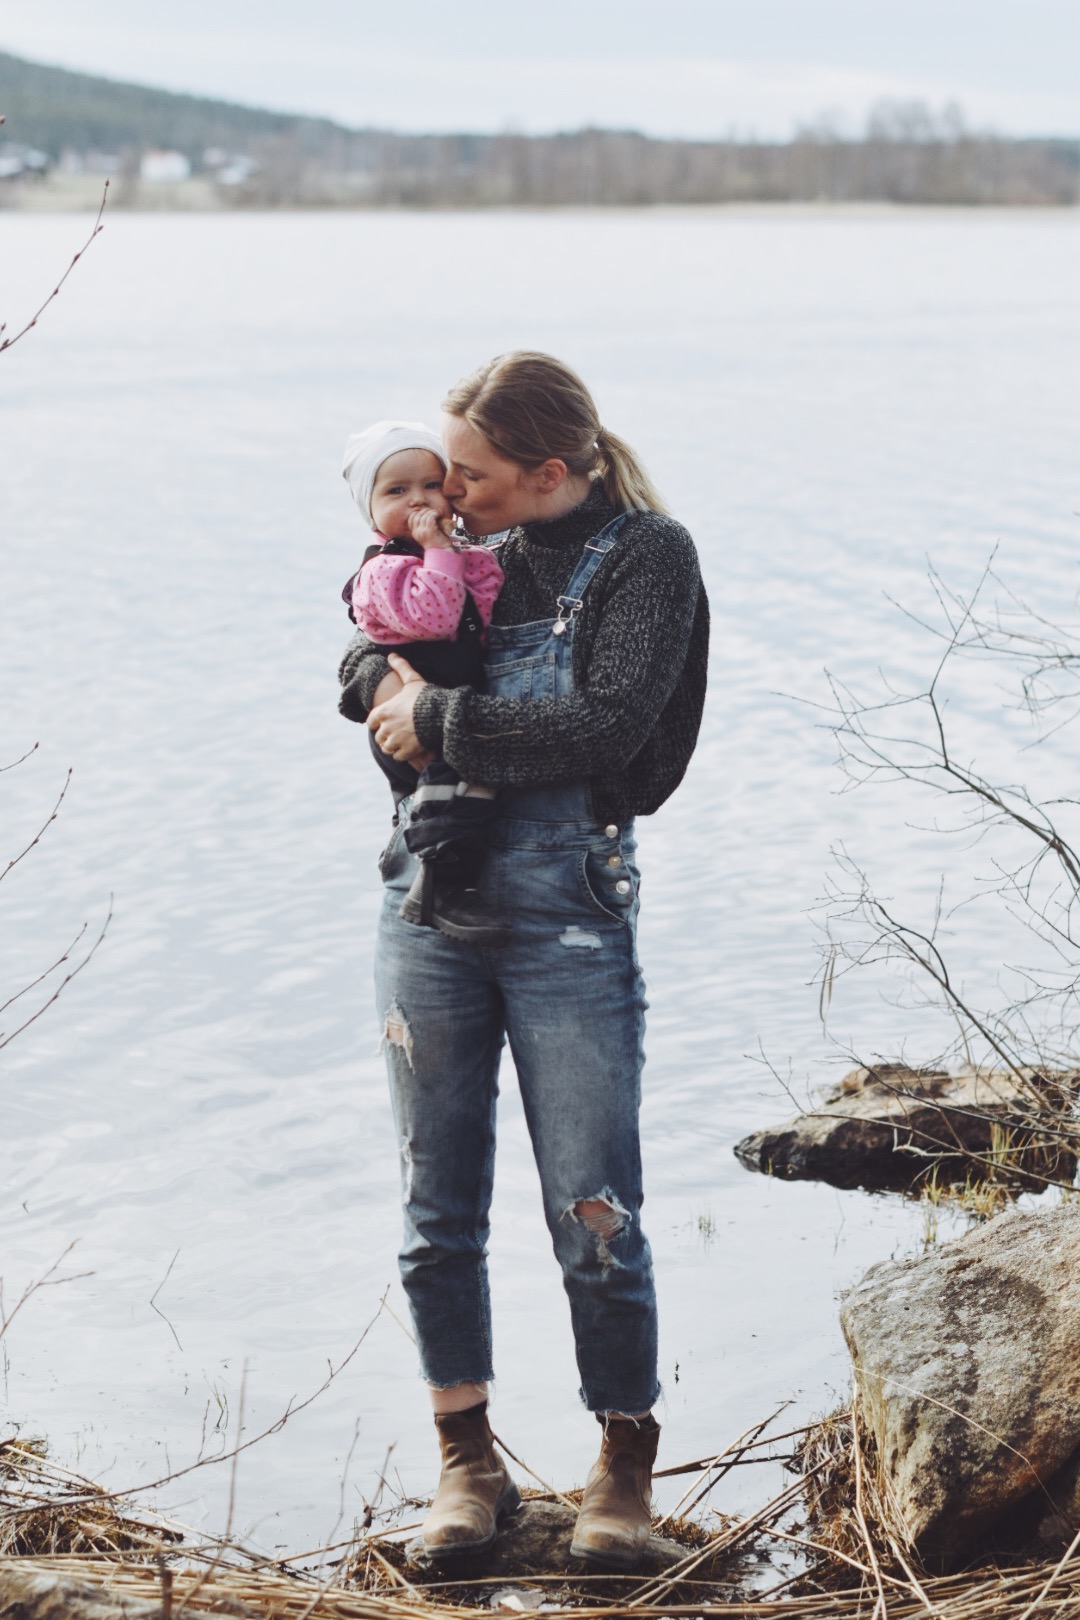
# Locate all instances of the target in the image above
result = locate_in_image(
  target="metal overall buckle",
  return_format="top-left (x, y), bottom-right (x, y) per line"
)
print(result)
top-left (552, 595), bottom-right (583, 636)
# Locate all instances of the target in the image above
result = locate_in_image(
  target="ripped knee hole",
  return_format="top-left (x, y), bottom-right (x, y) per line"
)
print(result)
top-left (381, 1002), bottom-right (415, 1066)
top-left (571, 1197), bottom-right (626, 1242)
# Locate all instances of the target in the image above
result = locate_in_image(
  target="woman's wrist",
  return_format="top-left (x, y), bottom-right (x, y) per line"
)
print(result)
top-left (337, 642), bottom-right (392, 718)
top-left (413, 683), bottom-right (451, 753)
top-left (356, 656), bottom-right (392, 711)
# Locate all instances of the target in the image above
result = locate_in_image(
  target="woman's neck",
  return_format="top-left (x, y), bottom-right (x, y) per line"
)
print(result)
top-left (528, 472), bottom-right (594, 525)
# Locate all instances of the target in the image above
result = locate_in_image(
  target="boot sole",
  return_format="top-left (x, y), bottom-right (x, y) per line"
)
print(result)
top-left (399, 899), bottom-right (509, 946)
top-left (432, 916), bottom-right (511, 947)
top-left (420, 1481), bottom-right (522, 1560)
top-left (570, 1532), bottom-right (649, 1571)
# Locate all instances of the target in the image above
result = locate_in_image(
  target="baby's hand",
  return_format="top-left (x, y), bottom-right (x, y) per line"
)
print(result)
top-left (408, 508), bottom-right (455, 549)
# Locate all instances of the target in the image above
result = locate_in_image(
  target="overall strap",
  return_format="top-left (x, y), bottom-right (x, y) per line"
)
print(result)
top-left (552, 512), bottom-right (632, 636)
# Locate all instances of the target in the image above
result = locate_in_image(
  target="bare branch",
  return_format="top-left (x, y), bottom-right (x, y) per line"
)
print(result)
top-left (0, 182), bottom-right (108, 356)
top-left (0, 898), bottom-right (113, 1052)
top-left (1, 770), bottom-right (72, 885)
top-left (0, 1244), bottom-right (95, 1345)
top-left (810, 559), bottom-right (1080, 1188)
top-left (0, 744), bottom-right (40, 774)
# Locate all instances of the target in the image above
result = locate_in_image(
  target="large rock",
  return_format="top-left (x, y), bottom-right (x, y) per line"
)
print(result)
top-left (840, 1203), bottom-right (1080, 1562)
top-left (735, 1064), bottom-right (1078, 1191)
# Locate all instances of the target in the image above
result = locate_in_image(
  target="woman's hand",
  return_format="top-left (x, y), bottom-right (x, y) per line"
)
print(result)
top-left (369, 654), bottom-right (434, 767)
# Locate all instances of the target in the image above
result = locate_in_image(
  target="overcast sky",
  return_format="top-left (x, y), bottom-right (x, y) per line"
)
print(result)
top-left (3, 0), bottom-right (1078, 138)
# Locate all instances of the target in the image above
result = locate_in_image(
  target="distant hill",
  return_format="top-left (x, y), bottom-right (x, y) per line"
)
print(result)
top-left (1, 49), bottom-right (1076, 207)
top-left (0, 49), bottom-right (354, 159)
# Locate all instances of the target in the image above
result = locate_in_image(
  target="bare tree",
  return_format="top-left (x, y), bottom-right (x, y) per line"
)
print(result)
top-left (814, 558), bottom-right (1080, 1190)
top-left (2, 151), bottom-right (111, 1047)
top-left (0, 750), bottom-right (112, 1053)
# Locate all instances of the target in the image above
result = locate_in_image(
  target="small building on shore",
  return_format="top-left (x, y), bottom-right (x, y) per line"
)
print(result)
top-left (0, 142), bottom-right (50, 181)
top-left (139, 149), bottom-right (191, 183)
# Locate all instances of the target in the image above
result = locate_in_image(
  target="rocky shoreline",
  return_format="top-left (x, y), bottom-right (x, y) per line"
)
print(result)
top-left (4, 1062), bottom-right (1080, 1614)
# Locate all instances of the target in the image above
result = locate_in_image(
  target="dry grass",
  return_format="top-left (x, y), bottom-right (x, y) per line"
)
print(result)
top-left (916, 1165), bottom-right (1015, 1248)
top-left (3, 1421), bottom-right (1080, 1617)
top-left (913, 1125), bottom-right (1067, 1247)
top-left (0, 1436), bottom-right (182, 1558)
top-left (791, 1405), bottom-right (1080, 1618)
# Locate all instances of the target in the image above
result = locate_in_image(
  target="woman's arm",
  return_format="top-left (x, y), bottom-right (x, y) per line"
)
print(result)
top-left (337, 633), bottom-right (393, 722)
top-left (379, 523), bottom-right (703, 786)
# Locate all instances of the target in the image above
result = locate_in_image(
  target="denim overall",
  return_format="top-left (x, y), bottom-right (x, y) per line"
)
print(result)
top-left (375, 515), bottom-right (659, 1414)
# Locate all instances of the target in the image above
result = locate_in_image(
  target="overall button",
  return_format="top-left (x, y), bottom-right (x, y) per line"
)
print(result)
top-left (604, 824), bottom-right (619, 838)
top-left (615, 880), bottom-right (631, 895)
top-left (607, 855), bottom-right (622, 867)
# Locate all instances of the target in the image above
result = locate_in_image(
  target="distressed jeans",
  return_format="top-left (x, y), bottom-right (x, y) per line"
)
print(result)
top-left (374, 783), bottom-right (659, 1414)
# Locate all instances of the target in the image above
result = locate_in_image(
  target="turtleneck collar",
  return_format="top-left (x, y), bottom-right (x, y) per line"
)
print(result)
top-left (518, 479), bottom-right (616, 550)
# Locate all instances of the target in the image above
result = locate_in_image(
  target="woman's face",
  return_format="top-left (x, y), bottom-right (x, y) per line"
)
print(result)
top-left (441, 414), bottom-right (538, 535)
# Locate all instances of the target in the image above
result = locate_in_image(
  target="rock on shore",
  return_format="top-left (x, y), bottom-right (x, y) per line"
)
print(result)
top-left (840, 1202), bottom-right (1080, 1561)
top-left (734, 1064), bottom-right (1078, 1191)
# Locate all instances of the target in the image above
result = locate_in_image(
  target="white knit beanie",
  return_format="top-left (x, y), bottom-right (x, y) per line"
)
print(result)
top-left (342, 420), bottom-right (446, 530)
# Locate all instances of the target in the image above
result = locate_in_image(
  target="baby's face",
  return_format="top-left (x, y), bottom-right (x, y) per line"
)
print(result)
top-left (370, 449), bottom-right (451, 538)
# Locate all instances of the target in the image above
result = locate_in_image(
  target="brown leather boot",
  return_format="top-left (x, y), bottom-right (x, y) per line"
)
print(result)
top-left (570, 1414), bottom-right (659, 1570)
top-left (421, 1403), bottom-right (521, 1558)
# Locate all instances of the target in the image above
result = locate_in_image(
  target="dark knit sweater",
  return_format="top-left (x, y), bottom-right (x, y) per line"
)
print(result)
top-left (338, 482), bottom-right (709, 826)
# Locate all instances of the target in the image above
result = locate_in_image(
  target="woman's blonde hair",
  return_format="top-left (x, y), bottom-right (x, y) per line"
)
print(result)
top-left (443, 351), bottom-right (668, 515)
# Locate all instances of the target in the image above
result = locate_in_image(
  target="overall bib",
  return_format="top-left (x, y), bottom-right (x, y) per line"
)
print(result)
top-left (375, 516), bottom-right (659, 1414)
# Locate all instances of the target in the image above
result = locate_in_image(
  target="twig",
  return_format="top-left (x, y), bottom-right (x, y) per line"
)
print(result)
top-left (0, 743), bottom-right (39, 773)
top-left (850, 1391), bottom-right (890, 1620)
top-left (54, 1292), bottom-right (390, 1508)
top-left (0, 1244), bottom-right (94, 1344)
top-left (489, 1431), bottom-right (578, 1511)
top-left (149, 1250), bottom-right (183, 1352)
top-left (0, 896), bottom-right (113, 1052)
top-left (0, 181), bottom-right (109, 355)
top-left (655, 1405), bottom-right (789, 1528)
top-left (1015, 1521), bottom-right (1080, 1620)
top-left (654, 1418), bottom-right (813, 1476)
top-left (626, 1462), bottom-right (827, 1608)
top-left (1, 769), bottom-right (72, 884)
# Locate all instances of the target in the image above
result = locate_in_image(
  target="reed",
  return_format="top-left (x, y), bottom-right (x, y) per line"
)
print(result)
top-left (3, 1421), bottom-right (1080, 1618)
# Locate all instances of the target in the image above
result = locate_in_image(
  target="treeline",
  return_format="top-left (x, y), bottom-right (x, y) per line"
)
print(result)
top-left (1, 49), bottom-right (1076, 207)
top-left (0, 49), bottom-right (335, 155)
top-left (249, 126), bottom-right (1077, 208)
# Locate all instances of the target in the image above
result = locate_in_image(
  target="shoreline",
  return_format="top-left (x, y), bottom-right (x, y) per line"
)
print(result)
top-left (3, 174), bottom-right (1079, 216)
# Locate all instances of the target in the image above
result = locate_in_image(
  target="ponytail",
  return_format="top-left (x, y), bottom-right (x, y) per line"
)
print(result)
top-left (594, 425), bottom-right (668, 515)
top-left (443, 351), bottom-right (668, 516)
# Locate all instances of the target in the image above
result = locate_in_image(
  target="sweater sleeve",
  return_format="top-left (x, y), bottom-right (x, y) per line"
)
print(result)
top-left (337, 632), bottom-right (392, 723)
top-left (460, 547), bottom-right (505, 628)
top-left (355, 549), bottom-right (468, 642)
top-left (411, 521), bottom-right (702, 787)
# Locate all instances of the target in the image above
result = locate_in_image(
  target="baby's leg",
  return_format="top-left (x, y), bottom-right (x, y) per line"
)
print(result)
top-left (399, 764), bottom-right (505, 945)
top-left (404, 763), bottom-right (497, 862)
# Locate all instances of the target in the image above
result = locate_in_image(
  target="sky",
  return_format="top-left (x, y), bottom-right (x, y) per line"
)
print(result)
top-left (2, 0), bottom-right (1078, 139)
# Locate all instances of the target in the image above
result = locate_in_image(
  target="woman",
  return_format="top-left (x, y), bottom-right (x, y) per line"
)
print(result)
top-left (339, 352), bottom-right (709, 1569)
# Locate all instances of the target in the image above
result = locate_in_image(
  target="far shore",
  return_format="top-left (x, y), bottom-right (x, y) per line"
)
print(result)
top-left (4, 173), bottom-right (1078, 218)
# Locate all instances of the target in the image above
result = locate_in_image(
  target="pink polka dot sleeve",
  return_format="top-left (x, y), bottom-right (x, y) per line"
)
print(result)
top-left (353, 547), bottom-right (505, 644)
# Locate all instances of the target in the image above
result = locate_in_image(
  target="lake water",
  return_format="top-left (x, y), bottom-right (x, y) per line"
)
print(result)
top-left (2, 206), bottom-right (1078, 1556)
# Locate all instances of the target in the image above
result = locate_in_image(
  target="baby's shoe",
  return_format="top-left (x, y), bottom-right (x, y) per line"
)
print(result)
top-left (400, 862), bottom-right (509, 947)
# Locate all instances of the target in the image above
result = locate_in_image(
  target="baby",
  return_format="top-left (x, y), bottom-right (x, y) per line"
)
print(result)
top-left (339, 420), bottom-right (507, 946)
